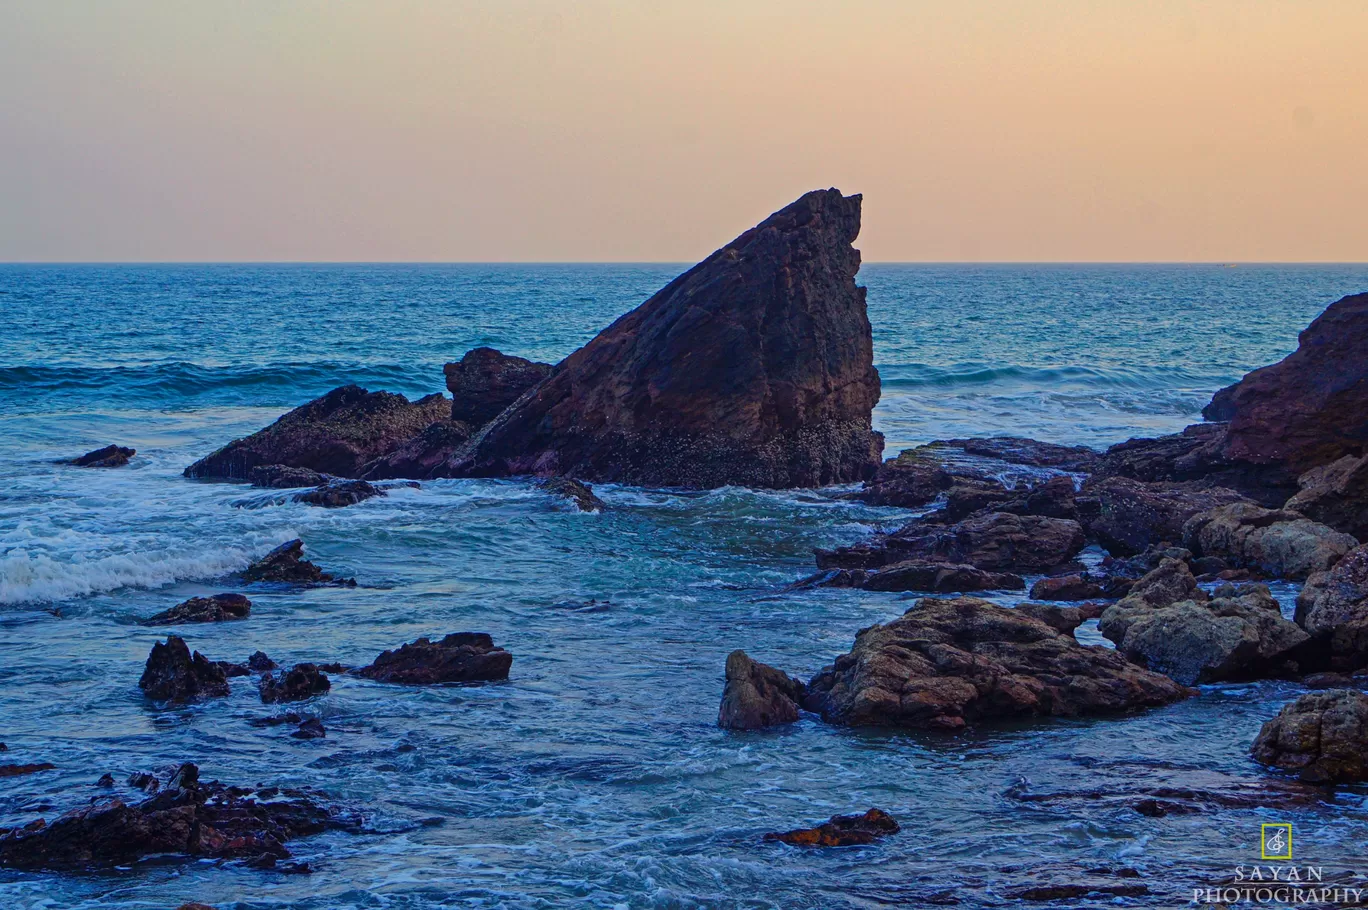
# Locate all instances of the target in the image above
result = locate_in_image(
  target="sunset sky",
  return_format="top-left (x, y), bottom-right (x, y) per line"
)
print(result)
top-left (2, 1), bottom-right (1365, 262)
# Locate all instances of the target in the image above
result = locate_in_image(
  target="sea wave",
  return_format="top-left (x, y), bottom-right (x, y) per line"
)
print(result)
top-left (878, 361), bottom-right (1219, 391)
top-left (0, 544), bottom-right (261, 605)
top-left (0, 361), bottom-right (443, 414)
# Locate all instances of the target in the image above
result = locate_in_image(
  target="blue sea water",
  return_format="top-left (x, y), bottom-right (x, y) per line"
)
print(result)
top-left (2, 263), bottom-right (1367, 909)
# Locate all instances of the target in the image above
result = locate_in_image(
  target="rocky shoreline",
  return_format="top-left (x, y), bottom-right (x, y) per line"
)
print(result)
top-left (14, 193), bottom-right (1368, 885)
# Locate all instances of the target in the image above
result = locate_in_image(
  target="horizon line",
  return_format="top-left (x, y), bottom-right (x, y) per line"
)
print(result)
top-left (2, 260), bottom-right (1366, 267)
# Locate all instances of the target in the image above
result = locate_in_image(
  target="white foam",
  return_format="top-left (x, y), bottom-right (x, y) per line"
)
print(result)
top-left (0, 544), bottom-right (258, 605)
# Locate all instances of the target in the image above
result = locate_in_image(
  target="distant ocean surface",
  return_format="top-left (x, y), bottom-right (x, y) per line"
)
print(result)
top-left (3, 263), bottom-right (1368, 909)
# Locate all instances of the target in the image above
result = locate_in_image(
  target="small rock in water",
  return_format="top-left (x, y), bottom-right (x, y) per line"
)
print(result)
top-left (538, 476), bottom-right (605, 512)
top-left (95, 773), bottom-right (115, 788)
top-left (142, 593), bottom-right (251, 626)
top-left (718, 650), bottom-right (805, 730)
top-left (290, 718), bottom-right (326, 740)
top-left (0, 763), bottom-right (56, 779)
top-left (357, 633), bottom-right (512, 685)
top-left (248, 464), bottom-right (331, 488)
top-left (69, 445), bottom-right (135, 468)
top-left (247, 651), bottom-right (277, 672)
top-left (292, 479), bottom-right (386, 508)
top-left (259, 664), bottom-right (330, 704)
top-left (242, 539), bottom-right (354, 586)
top-left (138, 636), bottom-right (231, 703)
top-left (127, 771), bottom-right (160, 793)
top-left (762, 809), bottom-right (899, 847)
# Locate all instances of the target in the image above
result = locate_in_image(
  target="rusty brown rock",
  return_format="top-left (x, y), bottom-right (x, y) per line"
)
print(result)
top-left (762, 808), bottom-right (899, 847)
top-left (718, 650), bottom-right (806, 730)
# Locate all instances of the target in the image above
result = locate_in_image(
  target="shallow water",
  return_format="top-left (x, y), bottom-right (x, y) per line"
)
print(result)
top-left (3, 264), bottom-right (1368, 908)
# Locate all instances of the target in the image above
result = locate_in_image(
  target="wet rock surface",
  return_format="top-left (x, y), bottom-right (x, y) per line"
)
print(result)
top-left (357, 633), bottom-right (512, 684)
top-left (818, 512), bottom-right (1085, 575)
top-left (139, 636), bottom-right (231, 703)
top-left (447, 190), bottom-right (883, 488)
top-left (1098, 559), bottom-right (1308, 685)
top-left (538, 476), bottom-right (605, 512)
top-left (292, 479), bottom-right (385, 508)
top-left (241, 539), bottom-right (354, 586)
top-left (143, 593), bottom-right (251, 626)
top-left (184, 385), bottom-right (449, 480)
top-left (248, 464), bottom-right (332, 488)
top-left (69, 445), bottom-right (135, 468)
top-left (717, 650), bottom-right (806, 730)
top-left (1083, 476), bottom-right (1251, 556)
top-left (762, 808), bottom-right (899, 847)
top-left (1028, 574), bottom-right (1105, 601)
top-left (1183, 501), bottom-right (1357, 581)
top-left (802, 597), bottom-right (1191, 730)
top-left (1296, 544), bottom-right (1368, 671)
top-left (360, 420), bottom-right (473, 480)
top-left (443, 347), bottom-right (552, 426)
top-left (855, 561), bottom-right (1024, 593)
top-left (259, 664), bottom-right (331, 704)
top-left (1252, 689), bottom-right (1368, 783)
top-left (0, 762), bottom-right (351, 871)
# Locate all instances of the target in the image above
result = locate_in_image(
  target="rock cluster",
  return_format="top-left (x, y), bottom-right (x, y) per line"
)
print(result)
top-left (259, 664), bottom-right (331, 704)
top-left (139, 637), bottom-right (230, 702)
top-left (762, 809), bottom-right (899, 847)
top-left (1182, 502), bottom-right (1356, 581)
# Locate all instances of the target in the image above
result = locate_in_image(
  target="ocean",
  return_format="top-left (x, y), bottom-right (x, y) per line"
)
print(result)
top-left (2, 263), bottom-right (1367, 908)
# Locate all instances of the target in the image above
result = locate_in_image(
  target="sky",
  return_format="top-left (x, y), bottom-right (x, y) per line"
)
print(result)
top-left (1, 1), bottom-right (1365, 262)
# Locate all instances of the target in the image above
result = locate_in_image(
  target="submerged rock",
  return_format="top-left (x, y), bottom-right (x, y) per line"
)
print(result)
top-left (447, 190), bottom-right (883, 489)
top-left (1208, 292), bottom-right (1368, 476)
top-left (802, 597), bottom-right (1190, 730)
top-left (241, 540), bottom-right (354, 586)
top-left (717, 651), bottom-right (806, 730)
top-left (1251, 689), bottom-right (1368, 783)
top-left (0, 762), bottom-right (348, 870)
top-left (292, 479), bottom-right (385, 508)
top-left (1098, 559), bottom-right (1308, 685)
top-left (1285, 455), bottom-right (1368, 540)
top-left (69, 445), bottom-right (135, 468)
top-left (1183, 501), bottom-right (1357, 581)
top-left (184, 385), bottom-right (449, 480)
top-left (1295, 544), bottom-right (1368, 671)
top-left (443, 347), bottom-right (552, 426)
top-left (248, 464), bottom-right (331, 489)
top-left (142, 594), bottom-right (251, 626)
top-left (139, 636), bottom-right (230, 703)
top-left (356, 633), bottom-right (512, 684)
top-left (259, 664), bottom-right (330, 704)
top-left (762, 809), bottom-right (899, 847)
top-left (538, 476), bottom-right (605, 512)
top-left (0, 763), bottom-right (56, 779)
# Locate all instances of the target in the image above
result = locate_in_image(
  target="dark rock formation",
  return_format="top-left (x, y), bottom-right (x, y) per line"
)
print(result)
top-left (1285, 455), bottom-right (1368, 540)
top-left (0, 762), bottom-right (348, 870)
top-left (247, 651), bottom-right (277, 672)
top-left (259, 664), bottom-right (330, 703)
top-left (241, 540), bottom-right (353, 586)
top-left (1251, 689), bottom-right (1368, 783)
top-left (0, 763), bottom-right (56, 779)
top-left (937, 437), bottom-right (1100, 472)
top-left (139, 637), bottom-right (230, 702)
top-left (1182, 502), bottom-right (1357, 581)
top-left (802, 597), bottom-right (1190, 730)
top-left (1098, 559), bottom-right (1308, 685)
top-left (817, 512), bottom-right (1085, 574)
top-left (292, 479), bottom-right (385, 508)
top-left (69, 445), bottom-right (134, 468)
top-left (762, 809), bottom-right (899, 847)
top-left (360, 420), bottom-right (472, 480)
top-left (1029, 574), bottom-right (1104, 602)
top-left (184, 385), bottom-right (449, 480)
top-left (443, 347), bottom-right (552, 426)
top-left (1014, 603), bottom-right (1087, 636)
top-left (291, 718), bottom-right (326, 740)
top-left (1209, 292), bottom-right (1368, 475)
top-left (1295, 544), bottom-right (1368, 671)
top-left (855, 449), bottom-right (955, 508)
top-left (142, 594), bottom-right (251, 626)
top-left (718, 650), bottom-right (806, 730)
top-left (446, 190), bottom-right (883, 489)
top-left (854, 561), bottom-right (1024, 593)
top-left (248, 465), bottom-right (331, 488)
top-left (539, 476), bottom-right (605, 512)
top-left (356, 633), bottom-right (512, 684)
top-left (1083, 476), bottom-right (1251, 557)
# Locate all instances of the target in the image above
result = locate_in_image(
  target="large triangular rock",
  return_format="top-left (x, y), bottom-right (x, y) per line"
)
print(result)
top-left (445, 189), bottom-right (883, 488)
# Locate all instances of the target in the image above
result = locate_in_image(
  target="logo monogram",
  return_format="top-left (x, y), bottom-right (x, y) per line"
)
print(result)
top-left (1261, 823), bottom-right (1293, 861)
